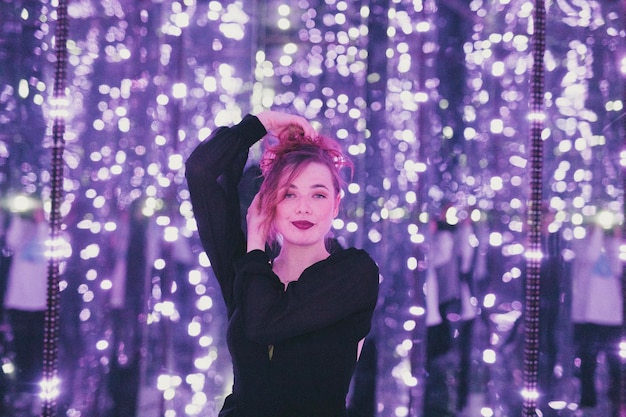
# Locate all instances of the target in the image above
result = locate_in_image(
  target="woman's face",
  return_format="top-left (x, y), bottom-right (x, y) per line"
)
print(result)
top-left (273, 162), bottom-right (340, 250)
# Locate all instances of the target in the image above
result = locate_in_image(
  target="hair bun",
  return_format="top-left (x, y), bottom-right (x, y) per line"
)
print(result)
top-left (259, 123), bottom-right (350, 177)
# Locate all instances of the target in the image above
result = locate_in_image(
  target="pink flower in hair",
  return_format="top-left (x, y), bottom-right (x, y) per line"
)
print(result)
top-left (259, 124), bottom-right (351, 177)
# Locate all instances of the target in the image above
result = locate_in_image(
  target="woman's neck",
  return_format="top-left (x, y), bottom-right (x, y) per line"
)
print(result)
top-left (273, 242), bottom-right (329, 285)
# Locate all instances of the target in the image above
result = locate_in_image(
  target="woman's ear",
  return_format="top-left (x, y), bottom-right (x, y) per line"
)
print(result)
top-left (333, 193), bottom-right (341, 218)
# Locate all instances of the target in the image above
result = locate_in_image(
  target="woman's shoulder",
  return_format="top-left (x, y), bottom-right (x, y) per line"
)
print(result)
top-left (329, 247), bottom-right (378, 270)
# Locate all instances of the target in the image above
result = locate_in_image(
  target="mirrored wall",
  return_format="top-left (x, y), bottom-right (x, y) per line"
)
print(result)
top-left (0, 0), bottom-right (623, 416)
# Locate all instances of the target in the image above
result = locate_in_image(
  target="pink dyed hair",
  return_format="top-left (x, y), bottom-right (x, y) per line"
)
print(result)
top-left (257, 124), bottom-right (352, 245)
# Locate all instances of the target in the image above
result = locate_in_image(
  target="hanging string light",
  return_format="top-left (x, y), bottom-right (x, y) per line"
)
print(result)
top-left (0, 0), bottom-right (620, 415)
top-left (522, 0), bottom-right (546, 414)
top-left (42, 0), bottom-right (68, 415)
top-left (620, 1), bottom-right (626, 410)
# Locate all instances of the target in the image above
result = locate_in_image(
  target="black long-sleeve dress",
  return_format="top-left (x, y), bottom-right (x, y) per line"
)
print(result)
top-left (185, 114), bottom-right (380, 417)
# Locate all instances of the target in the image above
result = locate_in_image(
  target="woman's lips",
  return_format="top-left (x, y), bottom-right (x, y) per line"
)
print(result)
top-left (292, 220), bottom-right (314, 230)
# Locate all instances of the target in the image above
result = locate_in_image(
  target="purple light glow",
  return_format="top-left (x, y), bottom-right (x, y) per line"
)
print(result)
top-left (0, 0), bottom-right (623, 416)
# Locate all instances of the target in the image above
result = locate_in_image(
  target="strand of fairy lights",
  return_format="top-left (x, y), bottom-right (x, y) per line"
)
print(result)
top-left (621, 20), bottom-right (626, 417)
top-left (522, 0), bottom-right (546, 413)
top-left (42, 0), bottom-right (68, 416)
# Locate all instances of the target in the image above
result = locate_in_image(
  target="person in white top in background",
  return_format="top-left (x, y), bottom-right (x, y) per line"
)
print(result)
top-left (424, 207), bottom-right (477, 417)
top-left (570, 223), bottom-right (622, 416)
top-left (3, 202), bottom-right (48, 411)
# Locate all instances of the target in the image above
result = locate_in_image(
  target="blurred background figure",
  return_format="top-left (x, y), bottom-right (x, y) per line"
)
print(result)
top-left (105, 200), bottom-right (156, 417)
top-left (424, 206), bottom-right (477, 417)
top-left (2, 196), bottom-right (48, 415)
top-left (537, 205), bottom-right (566, 416)
top-left (570, 222), bottom-right (622, 417)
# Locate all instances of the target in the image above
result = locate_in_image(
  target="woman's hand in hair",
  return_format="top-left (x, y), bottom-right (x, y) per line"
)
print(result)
top-left (246, 193), bottom-right (269, 253)
top-left (256, 110), bottom-right (316, 139)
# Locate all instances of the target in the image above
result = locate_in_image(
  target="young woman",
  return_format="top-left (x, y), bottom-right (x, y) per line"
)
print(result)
top-left (185, 110), bottom-right (379, 417)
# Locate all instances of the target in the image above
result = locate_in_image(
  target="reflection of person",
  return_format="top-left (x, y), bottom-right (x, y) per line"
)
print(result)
top-left (185, 111), bottom-right (379, 416)
top-left (570, 224), bottom-right (622, 416)
top-left (168, 229), bottom-right (196, 375)
top-left (424, 211), bottom-right (476, 417)
top-left (106, 201), bottom-right (157, 417)
top-left (3, 206), bottom-right (48, 410)
top-left (55, 203), bottom-right (85, 415)
top-left (537, 208), bottom-right (563, 415)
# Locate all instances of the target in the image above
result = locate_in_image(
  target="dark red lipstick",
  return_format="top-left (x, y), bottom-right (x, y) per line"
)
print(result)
top-left (292, 221), bottom-right (314, 230)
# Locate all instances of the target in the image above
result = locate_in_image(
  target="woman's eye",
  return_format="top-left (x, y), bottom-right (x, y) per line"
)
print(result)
top-left (314, 193), bottom-right (328, 199)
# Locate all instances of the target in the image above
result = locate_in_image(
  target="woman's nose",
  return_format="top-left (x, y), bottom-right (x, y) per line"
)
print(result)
top-left (296, 199), bottom-right (311, 214)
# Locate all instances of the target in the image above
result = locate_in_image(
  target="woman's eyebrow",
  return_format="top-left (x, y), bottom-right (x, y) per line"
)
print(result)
top-left (287, 183), bottom-right (330, 190)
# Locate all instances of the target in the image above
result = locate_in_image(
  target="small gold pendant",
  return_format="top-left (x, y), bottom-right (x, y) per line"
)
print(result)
top-left (268, 344), bottom-right (274, 360)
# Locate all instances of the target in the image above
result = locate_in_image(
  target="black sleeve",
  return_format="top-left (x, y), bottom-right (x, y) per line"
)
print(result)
top-left (185, 114), bottom-right (267, 316)
top-left (233, 249), bottom-right (380, 344)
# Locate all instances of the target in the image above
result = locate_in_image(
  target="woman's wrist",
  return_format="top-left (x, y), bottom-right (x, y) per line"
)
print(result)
top-left (247, 237), bottom-right (266, 253)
